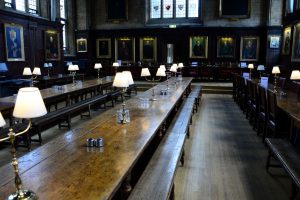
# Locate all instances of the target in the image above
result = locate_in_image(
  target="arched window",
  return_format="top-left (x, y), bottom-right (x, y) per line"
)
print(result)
top-left (150, 0), bottom-right (200, 19)
top-left (4, 0), bottom-right (38, 15)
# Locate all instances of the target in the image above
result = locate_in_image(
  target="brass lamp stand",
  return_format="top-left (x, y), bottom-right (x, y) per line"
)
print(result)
top-left (121, 88), bottom-right (128, 124)
top-left (0, 121), bottom-right (37, 200)
top-left (0, 87), bottom-right (47, 200)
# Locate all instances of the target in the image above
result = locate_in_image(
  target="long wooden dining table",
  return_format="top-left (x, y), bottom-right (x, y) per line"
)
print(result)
top-left (0, 77), bottom-right (113, 117)
top-left (0, 77), bottom-right (192, 200)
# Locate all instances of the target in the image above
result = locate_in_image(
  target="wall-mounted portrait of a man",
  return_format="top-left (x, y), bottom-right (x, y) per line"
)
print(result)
top-left (217, 37), bottom-right (235, 58)
top-left (189, 36), bottom-right (208, 58)
top-left (292, 23), bottom-right (300, 62)
top-left (45, 30), bottom-right (60, 61)
top-left (240, 36), bottom-right (259, 61)
top-left (96, 38), bottom-right (111, 58)
top-left (76, 38), bottom-right (87, 53)
top-left (4, 23), bottom-right (25, 61)
top-left (282, 26), bottom-right (291, 55)
top-left (140, 37), bottom-right (157, 61)
top-left (115, 37), bottom-right (135, 62)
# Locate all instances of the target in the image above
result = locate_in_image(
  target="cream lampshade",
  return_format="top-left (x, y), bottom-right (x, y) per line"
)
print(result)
top-left (0, 112), bottom-right (6, 127)
top-left (272, 66), bottom-right (280, 74)
top-left (43, 63), bottom-right (49, 68)
top-left (23, 67), bottom-right (32, 76)
top-left (257, 65), bottom-right (265, 71)
top-left (13, 87), bottom-right (47, 119)
top-left (68, 65), bottom-right (79, 71)
top-left (73, 65), bottom-right (79, 71)
top-left (94, 63), bottom-right (102, 69)
top-left (113, 62), bottom-right (120, 67)
top-left (248, 64), bottom-right (254, 69)
top-left (113, 72), bottom-right (129, 88)
top-left (170, 64), bottom-right (178, 72)
top-left (48, 63), bottom-right (53, 67)
top-left (178, 63), bottom-right (184, 68)
top-left (32, 67), bottom-right (41, 75)
top-left (156, 68), bottom-right (166, 77)
top-left (123, 71), bottom-right (134, 85)
top-left (159, 65), bottom-right (166, 72)
top-left (290, 70), bottom-right (300, 80)
top-left (141, 68), bottom-right (151, 77)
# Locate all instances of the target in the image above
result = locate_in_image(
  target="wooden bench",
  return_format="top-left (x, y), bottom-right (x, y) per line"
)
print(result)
top-left (128, 96), bottom-right (196, 200)
top-left (266, 138), bottom-right (300, 199)
top-left (187, 85), bottom-right (202, 113)
top-left (31, 94), bottom-right (108, 144)
top-left (126, 84), bottom-right (138, 97)
top-left (106, 89), bottom-right (122, 107)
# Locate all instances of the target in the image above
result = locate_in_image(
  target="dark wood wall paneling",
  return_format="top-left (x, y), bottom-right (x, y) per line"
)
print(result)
top-left (0, 9), bottom-right (63, 77)
top-left (73, 27), bottom-right (271, 75)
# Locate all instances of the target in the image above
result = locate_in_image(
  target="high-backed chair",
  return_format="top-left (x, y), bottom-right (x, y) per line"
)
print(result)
top-left (266, 90), bottom-right (279, 139)
top-left (257, 85), bottom-right (267, 141)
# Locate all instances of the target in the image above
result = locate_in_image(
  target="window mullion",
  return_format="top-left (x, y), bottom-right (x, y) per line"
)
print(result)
top-left (186, 0), bottom-right (188, 18)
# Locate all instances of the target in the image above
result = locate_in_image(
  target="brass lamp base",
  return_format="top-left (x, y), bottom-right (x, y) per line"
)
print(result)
top-left (8, 189), bottom-right (37, 200)
top-left (149, 98), bottom-right (158, 101)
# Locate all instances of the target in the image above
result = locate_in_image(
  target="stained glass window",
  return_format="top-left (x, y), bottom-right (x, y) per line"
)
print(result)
top-left (151, 0), bottom-right (161, 18)
top-left (16, 0), bottom-right (26, 12)
top-left (188, 0), bottom-right (198, 17)
top-left (163, 0), bottom-right (173, 18)
top-left (28, 0), bottom-right (38, 14)
top-left (60, 0), bottom-right (66, 19)
top-left (150, 0), bottom-right (199, 19)
top-left (4, 0), bottom-right (13, 8)
top-left (175, 0), bottom-right (186, 18)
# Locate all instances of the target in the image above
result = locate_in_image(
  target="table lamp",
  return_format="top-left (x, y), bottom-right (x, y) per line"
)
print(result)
top-left (170, 63), bottom-right (178, 73)
top-left (113, 72), bottom-right (130, 124)
top-left (0, 87), bottom-right (47, 200)
top-left (94, 63), bottom-right (102, 79)
top-left (178, 63), bottom-right (184, 68)
top-left (290, 70), bottom-right (300, 80)
top-left (113, 62), bottom-right (120, 67)
top-left (272, 66), bottom-right (280, 92)
top-left (68, 64), bottom-right (79, 86)
top-left (248, 64), bottom-right (254, 79)
top-left (141, 68), bottom-right (151, 79)
top-left (257, 65), bottom-right (265, 80)
top-left (23, 67), bottom-right (32, 76)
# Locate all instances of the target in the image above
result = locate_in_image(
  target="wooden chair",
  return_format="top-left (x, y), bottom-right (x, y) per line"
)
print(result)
top-left (257, 85), bottom-right (267, 141)
top-left (266, 90), bottom-right (279, 139)
top-left (250, 81), bottom-right (259, 130)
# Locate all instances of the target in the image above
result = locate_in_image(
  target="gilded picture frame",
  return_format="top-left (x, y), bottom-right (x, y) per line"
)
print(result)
top-left (96, 38), bottom-right (111, 58)
top-left (282, 26), bottom-right (291, 55)
top-left (4, 23), bottom-right (25, 61)
top-left (44, 30), bottom-right (60, 61)
top-left (240, 36), bottom-right (259, 61)
top-left (292, 22), bottom-right (300, 62)
top-left (139, 37), bottom-right (157, 61)
top-left (217, 36), bottom-right (235, 58)
top-left (76, 38), bottom-right (87, 53)
top-left (115, 37), bottom-right (135, 62)
top-left (189, 36), bottom-right (208, 59)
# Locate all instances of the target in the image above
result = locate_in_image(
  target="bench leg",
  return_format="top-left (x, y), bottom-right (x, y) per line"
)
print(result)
top-left (266, 149), bottom-right (272, 171)
top-left (169, 183), bottom-right (175, 200)
top-left (180, 149), bottom-right (185, 166)
top-left (187, 126), bottom-right (190, 139)
top-left (122, 174), bottom-right (132, 199)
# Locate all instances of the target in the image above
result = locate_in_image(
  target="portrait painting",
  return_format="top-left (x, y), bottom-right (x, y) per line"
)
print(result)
top-left (189, 36), bottom-right (208, 58)
top-left (139, 37), bottom-right (157, 61)
top-left (76, 38), bottom-right (87, 53)
top-left (269, 35), bottom-right (280, 49)
top-left (4, 23), bottom-right (25, 61)
top-left (292, 23), bottom-right (300, 62)
top-left (282, 26), bottom-right (291, 55)
top-left (240, 36), bottom-right (259, 61)
top-left (115, 37), bottom-right (135, 62)
top-left (96, 38), bottom-right (111, 58)
top-left (45, 30), bottom-right (60, 61)
top-left (217, 37), bottom-right (235, 58)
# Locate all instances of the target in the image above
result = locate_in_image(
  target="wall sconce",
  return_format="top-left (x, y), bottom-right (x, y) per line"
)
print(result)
top-left (68, 64), bottom-right (79, 86)
top-left (272, 66), bottom-right (280, 92)
top-left (94, 63), bottom-right (102, 80)
top-left (0, 87), bottom-right (47, 200)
